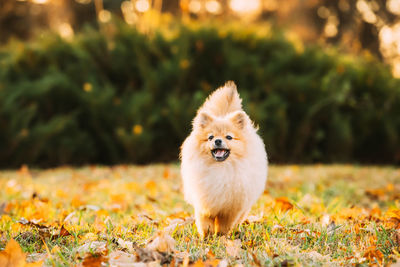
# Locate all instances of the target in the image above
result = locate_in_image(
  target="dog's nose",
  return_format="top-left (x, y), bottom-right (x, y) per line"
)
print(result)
top-left (214, 139), bottom-right (222, 146)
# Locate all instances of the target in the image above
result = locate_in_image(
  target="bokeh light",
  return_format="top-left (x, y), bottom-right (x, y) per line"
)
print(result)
top-left (135, 0), bottom-right (150, 13)
top-left (205, 0), bottom-right (221, 14)
top-left (31, 0), bottom-right (48, 4)
top-left (387, 0), bottom-right (400, 15)
top-left (98, 10), bottom-right (112, 23)
top-left (356, 0), bottom-right (377, 24)
top-left (58, 23), bottom-right (74, 40)
top-left (75, 0), bottom-right (91, 4)
top-left (188, 0), bottom-right (202, 14)
top-left (121, 1), bottom-right (137, 25)
top-left (229, 0), bottom-right (261, 15)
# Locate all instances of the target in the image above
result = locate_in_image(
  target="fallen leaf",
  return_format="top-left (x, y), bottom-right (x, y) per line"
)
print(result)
top-left (117, 238), bottom-right (135, 253)
top-left (363, 246), bottom-right (383, 264)
top-left (225, 239), bottom-right (242, 258)
top-left (191, 259), bottom-right (220, 267)
top-left (164, 217), bottom-right (194, 233)
top-left (365, 188), bottom-right (386, 200)
top-left (251, 252), bottom-right (262, 267)
top-left (163, 167), bottom-right (171, 179)
top-left (134, 244), bottom-right (172, 264)
top-left (244, 213), bottom-right (263, 224)
top-left (93, 216), bottom-right (107, 233)
top-left (81, 233), bottom-right (98, 242)
top-left (0, 239), bottom-right (42, 267)
top-left (51, 225), bottom-right (71, 240)
top-left (80, 250), bottom-right (108, 267)
top-left (77, 241), bottom-right (107, 255)
top-left (274, 197), bottom-right (294, 212)
top-left (51, 245), bottom-right (61, 254)
top-left (145, 181), bottom-right (157, 197)
top-left (146, 231), bottom-right (176, 253)
top-left (108, 250), bottom-right (141, 266)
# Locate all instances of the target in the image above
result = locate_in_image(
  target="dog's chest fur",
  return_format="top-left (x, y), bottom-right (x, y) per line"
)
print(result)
top-left (184, 158), bottom-right (255, 215)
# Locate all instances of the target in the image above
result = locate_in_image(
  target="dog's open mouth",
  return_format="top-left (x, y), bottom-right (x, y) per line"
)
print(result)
top-left (211, 149), bottom-right (230, 162)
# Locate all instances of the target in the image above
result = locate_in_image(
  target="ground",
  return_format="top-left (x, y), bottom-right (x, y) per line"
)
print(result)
top-left (0, 164), bottom-right (400, 266)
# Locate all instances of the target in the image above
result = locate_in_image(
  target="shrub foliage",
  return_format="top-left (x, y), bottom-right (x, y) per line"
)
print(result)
top-left (0, 21), bottom-right (399, 167)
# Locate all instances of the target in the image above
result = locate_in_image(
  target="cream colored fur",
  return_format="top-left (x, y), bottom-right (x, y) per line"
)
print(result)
top-left (180, 81), bottom-right (268, 236)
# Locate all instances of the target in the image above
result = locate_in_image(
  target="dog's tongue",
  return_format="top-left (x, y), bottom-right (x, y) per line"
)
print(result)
top-left (215, 149), bottom-right (225, 157)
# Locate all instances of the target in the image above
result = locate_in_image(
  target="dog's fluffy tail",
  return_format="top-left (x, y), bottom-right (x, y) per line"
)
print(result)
top-left (199, 81), bottom-right (242, 117)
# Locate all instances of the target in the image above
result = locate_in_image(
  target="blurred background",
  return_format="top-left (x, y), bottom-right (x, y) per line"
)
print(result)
top-left (0, 0), bottom-right (399, 167)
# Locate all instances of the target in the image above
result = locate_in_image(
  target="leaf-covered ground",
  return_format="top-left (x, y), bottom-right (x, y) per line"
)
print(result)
top-left (0, 165), bottom-right (400, 266)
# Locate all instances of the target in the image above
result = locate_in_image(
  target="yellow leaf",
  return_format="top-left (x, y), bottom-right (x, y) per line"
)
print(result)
top-left (145, 180), bottom-right (157, 197)
top-left (51, 245), bottom-right (61, 254)
top-left (81, 233), bottom-right (98, 242)
top-left (0, 239), bottom-right (42, 267)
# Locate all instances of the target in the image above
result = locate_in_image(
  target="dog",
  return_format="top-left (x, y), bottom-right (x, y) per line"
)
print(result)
top-left (180, 81), bottom-right (268, 236)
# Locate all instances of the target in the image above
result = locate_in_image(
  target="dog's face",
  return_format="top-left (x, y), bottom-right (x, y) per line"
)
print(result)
top-left (193, 111), bottom-right (249, 163)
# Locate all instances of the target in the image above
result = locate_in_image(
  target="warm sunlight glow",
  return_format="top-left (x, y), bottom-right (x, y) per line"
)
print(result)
top-left (121, 1), bottom-right (137, 24)
top-left (317, 6), bottom-right (330, 19)
top-left (324, 23), bottom-right (338, 37)
top-left (393, 61), bottom-right (400, 77)
top-left (356, 0), bottom-right (377, 24)
top-left (135, 0), bottom-right (150, 13)
top-left (98, 10), bottom-right (112, 23)
top-left (58, 23), bottom-right (74, 40)
top-left (379, 23), bottom-right (400, 77)
top-left (205, 0), bottom-right (221, 14)
top-left (75, 0), bottom-right (91, 4)
top-left (324, 15), bottom-right (339, 37)
top-left (188, 0), bottom-right (202, 13)
top-left (263, 0), bottom-right (278, 11)
top-left (387, 0), bottom-right (400, 15)
top-left (32, 0), bottom-right (48, 4)
top-left (229, 0), bottom-right (261, 15)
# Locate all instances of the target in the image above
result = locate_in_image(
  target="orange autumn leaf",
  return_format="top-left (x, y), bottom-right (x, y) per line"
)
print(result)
top-left (163, 167), bottom-right (171, 179)
top-left (274, 197), bottom-right (294, 212)
top-left (145, 180), bottom-right (157, 197)
top-left (110, 194), bottom-right (128, 211)
top-left (71, 196), bottom-right (85, 208)
top-left (51, 225), bottom-right (72, 240)
top-left (386, 209), bottom-right (400, 221)
top-left (0, 239), bottom-right (42, 267)
top-left (81, 252), bottom-right (108, 267)
top-left (363, 246), bottom-right (383, 263)
top-left (384, 209), bottom-right (400, 228)
top-left (191, 259), bottom-right (220, 267)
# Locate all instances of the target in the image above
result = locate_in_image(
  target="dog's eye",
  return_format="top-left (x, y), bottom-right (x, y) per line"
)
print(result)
top-left (226, 135), bottom-right (233, 140)
top-left (208, 135), bottom-right (214, 141)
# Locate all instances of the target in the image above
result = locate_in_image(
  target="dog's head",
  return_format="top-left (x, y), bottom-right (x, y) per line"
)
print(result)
top-left (193, 110), bottom-right (250, 162)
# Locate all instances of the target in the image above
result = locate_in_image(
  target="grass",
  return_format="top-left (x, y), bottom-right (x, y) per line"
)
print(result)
top-left (0, 164), bottom-right (400, 266)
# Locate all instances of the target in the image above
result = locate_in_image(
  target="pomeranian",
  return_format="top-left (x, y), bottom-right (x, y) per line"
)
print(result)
top-left (180, 81), bottom-right (268, 236)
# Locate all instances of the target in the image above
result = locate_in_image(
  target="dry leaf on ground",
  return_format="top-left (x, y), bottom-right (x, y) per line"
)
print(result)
top-left (108, 250), bottom-right (142, 267)
top-left (0, 239), bottom-right (42, 267)
top-left (77, 241), bottom-right (107, 255)
top-left (146, 231), bottom-right (176, 253)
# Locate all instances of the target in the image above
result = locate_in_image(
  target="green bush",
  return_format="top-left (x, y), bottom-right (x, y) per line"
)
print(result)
top-left (0, 20), bottom-right (399, 167)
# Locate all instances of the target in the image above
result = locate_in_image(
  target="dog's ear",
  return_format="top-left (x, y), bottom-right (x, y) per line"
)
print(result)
top-left (228, 111), bottom-right (248, 129)
top-left (195, 112), bottom-right (213, 128)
